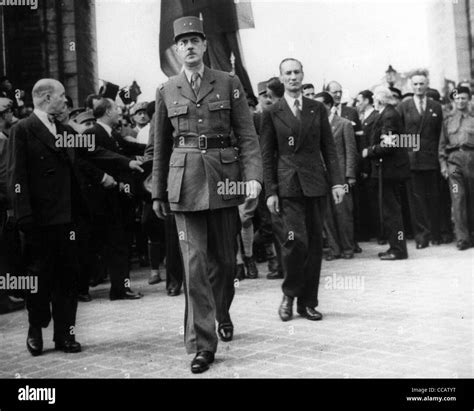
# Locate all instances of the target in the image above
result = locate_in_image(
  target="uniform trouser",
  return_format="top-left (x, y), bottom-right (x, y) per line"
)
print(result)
top-left (165, 215), bottom-right (184, 291)
top-left (447, 150), bottom-right (474, 243)
top-left (271, 197), bottom-right (325, 308)
top-left (324, 190), bottom-right (354, 256)
top-left (174, 207), bottom-right (240, 354)
top-left (407, 170), bottom-right (441, 244)
top-left (23, 224), bottom-right (79, 341)
top-left (381, 180), bottom-right (408, 257)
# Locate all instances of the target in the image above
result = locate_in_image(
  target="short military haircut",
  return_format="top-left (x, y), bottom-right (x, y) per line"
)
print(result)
top-left (358, 90), bottom-right (374, 105)
top-left (302, 83), bottom-right (315, 91)
top-left (93, 98), bottom-right (114, 119)
top-left (314, 91), bottom-right (334, 107)
top-left (279, 58), bottom-right (303, 74)
top-left (267, 77), bottom-right (284, 98)
top-left (410, 69), bottom-right (429, 79)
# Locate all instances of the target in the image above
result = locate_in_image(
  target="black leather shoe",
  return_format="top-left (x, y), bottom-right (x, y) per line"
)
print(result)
top-left (54, 339), bottom-right (82, 353)
top-left (78, 293), bottom-right (92, 302)
top-left (235, 264), bottom-right (245, 281)
top-left (217, 324), bottom-right (233, 342)
top-left (267, 270), bottom-right (283, 279)
top-left (167, 288), bottom-right (180, 296)
top-left (244, 256), bottom-right (258, 279)
top-left (379, 252), bottom-right (407, 260)
top-left (416, 241), bottom-right (429, 249)
top-left (325, 254), bottom-right (340, 261)
top-left (26, 326), bottom-right (43, 356)
top-left (377, 249), bottom-right (392, 258)
top-left (109, 289), bottom-right (143, 301)
top-left (456, 240), bottom-right (470, 251)
top-left (191, 351), bottom-right (214, 374)
top-left (342, 252), bottom-right (354, 259)
top-left (297, 306), bottom-right (323, 321)
top-left (353, 245), bottom-right (362, 253)
top-left (278, 295), bottom-right (294, 322)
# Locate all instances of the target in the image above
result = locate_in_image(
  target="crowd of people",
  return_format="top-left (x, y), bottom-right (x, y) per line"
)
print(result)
top-left (0, 15), bottom-right (473, 373)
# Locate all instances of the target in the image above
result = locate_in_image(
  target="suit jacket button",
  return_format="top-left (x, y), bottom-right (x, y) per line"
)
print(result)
top-left (196, 104), bottom-right (201, 108)
top-left (198, 119), bottom-right (203, 123)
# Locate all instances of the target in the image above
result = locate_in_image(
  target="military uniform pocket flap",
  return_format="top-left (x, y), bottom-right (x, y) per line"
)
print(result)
top-left (169, 152), bottom-right (186, 167)
top-left (168, 105), bottom-right (188, 117)
top-left (208, 100), bottom-right (231, 111)
top-left (220, 148), bottom-right (239, 164)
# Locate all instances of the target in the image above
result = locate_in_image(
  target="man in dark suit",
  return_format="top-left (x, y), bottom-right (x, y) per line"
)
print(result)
top-left (362, 87), bottom-right (410, 260)
top-left (81, 98), bottom-right (143, 301)
top-left (398, 70), bottom-right (444, 248)
top-left (7, 79), bottom-right (143, 356)
top-left (260, 58), bottom-right (345, 323)
top-left (326, 80), bottom-right (364, 252)
top-left (356, 90), bottom-right (383, 242)
top-left (152, 16), bottom-right (262, 374)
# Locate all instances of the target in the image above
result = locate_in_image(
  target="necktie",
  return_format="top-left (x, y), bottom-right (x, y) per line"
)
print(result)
top-left (419, 97), bottom-right (425, 116)
top-left (294, 99), bottom-right (301, 121)
top-left (191, 72), bottom-right (201, 96)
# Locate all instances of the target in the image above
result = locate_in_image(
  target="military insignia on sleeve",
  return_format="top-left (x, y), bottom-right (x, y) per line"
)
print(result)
top-left (233, 89), bottom-right (240, 99)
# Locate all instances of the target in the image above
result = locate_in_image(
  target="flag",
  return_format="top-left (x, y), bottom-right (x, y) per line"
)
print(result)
top-left (159, 0), bottom-right (256, 98)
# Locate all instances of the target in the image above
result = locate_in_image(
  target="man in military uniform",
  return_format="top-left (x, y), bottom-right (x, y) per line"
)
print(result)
top-left (151, 16), bottom-right (262, 374)
top-left (439, 86), bottom-right (474, 250)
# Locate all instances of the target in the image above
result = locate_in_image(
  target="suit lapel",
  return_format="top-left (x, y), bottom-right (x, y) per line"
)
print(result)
top-left (56, 122), bottom-right (75, 162)
top-left (196, 67), bottom-right (215, 103)
top-left (30, 113), bottom-right (60, 152)
top-left (274, 98), bottom-right (300, 138)
top-left (295, 98), bottom-right (316, 151)
top-left (418, 97), bottom-right (432, 132)
top-left (176, 71), bottom-right (196, 103)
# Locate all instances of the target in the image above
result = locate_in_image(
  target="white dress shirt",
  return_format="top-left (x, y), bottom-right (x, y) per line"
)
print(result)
top-left (363, 106), bottom-right (375, 121)
top-left (414, 95), bottom-right (426, 114)
top-left (33, 108), bottom-right (56, 136)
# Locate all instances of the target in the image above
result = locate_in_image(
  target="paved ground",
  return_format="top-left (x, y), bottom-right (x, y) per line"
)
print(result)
top-left (0, 240), bottom-right (472, 379)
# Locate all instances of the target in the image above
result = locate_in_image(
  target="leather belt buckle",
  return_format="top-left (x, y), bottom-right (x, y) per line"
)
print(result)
top-left (198, 135), bottom-right (207, 150)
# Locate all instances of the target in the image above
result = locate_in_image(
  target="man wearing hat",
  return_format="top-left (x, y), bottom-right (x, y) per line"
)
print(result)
top-left (73, 110), bottom-right (96, 134)
top-left (152, 16), bottom-right (262, 374)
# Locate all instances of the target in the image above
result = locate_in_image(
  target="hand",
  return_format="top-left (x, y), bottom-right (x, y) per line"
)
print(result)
top-left (332, 186), bottom-right (345, 205)
top-left (441, 166), bottom-right (449, 180)
top-left (153, 200), bottom-right (170, 220)
top-left (266, 195), bottom-right (280, 215)
top-left (129, 160), bottom-right (144, 173)
top-left (347, 177), bottom-right (356, 187)
top-left (362, 148), bottom-right (369, 158)
top-left (246, 180), bottom-right (262, 199)
top-left (101, 173), bottom-right (117, 189)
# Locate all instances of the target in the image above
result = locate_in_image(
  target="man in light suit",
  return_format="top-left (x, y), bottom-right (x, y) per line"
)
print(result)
top-left (398, 70), bottom-right (444, 249)
top-left (152, 16), bottom-right (262, 374)
top-left (260, 58), bottom-right (345, 323)
top-left (315, 92), bottom-right (357, 259)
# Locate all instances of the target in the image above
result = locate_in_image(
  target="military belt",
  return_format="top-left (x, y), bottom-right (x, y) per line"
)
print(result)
top-left (173, 134), bottom-right (232, 150)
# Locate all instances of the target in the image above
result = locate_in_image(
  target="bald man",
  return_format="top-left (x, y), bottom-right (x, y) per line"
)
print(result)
top-left (7, 79), bottom-right (143, 356)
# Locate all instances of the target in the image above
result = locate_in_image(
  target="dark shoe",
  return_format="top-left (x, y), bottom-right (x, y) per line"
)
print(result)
top-left (148, 271), bottom-right (161, 285)
top-left (267, 270), bottom-right (283, 280)
top-left (235, 264), bottom-right (245, 281)
top-left (416, 241), bottom-right (429, 249)
top-left (431, 239), bottom-right (441, 246)
top-left (0, 296), bottom-right (25, 314)
top-left (26, 326), bottom-right (43, 356)
top-left (54, 339), bottom-right (82, 353)
top-left (456, 240), bottom-right (470, 251)
top-left (167, 288), bottom-right (180, 296)
top-left (244, 256), bottom-right (258, 279)
top-left (278, 295), bottom-right (294, 322)
top-left (217, 324), bottom-right (233, 342)
top-left (78, 293), bottom-right (92, 302)
top-left (342, 252), bottom-right (354, 259)
top-left (353, 244), bottom-right (362, 253)
top-left (379, 252), bottom-right (407, 260)
top-left (325, 254), bottom-right (340, 261)
top-left (377, 249), bottom-right (392, 258)
top-left (377, 239), bottom-right (388, 245)
top-left (191, 351), bottom-right (214, 374)
top-left (297, 306), bottom-right (323, 321)
top-left (109, 289), bottom-right (143, 301)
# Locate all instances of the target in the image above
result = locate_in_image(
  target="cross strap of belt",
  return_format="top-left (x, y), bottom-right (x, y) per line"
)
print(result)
top-left (173, 134), bottom-right (232, 149)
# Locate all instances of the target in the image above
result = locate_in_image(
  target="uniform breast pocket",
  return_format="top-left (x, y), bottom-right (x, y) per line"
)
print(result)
top-left (167, 152), bottom-right (187, 203)
top-left (168, 105), bottom-right (189, 133)
top-left (208, 100), bottom-right (231, 127)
